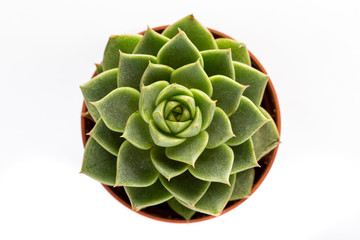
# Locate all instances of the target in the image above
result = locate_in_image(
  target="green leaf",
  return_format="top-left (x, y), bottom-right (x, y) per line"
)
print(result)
top-left (170, 95), bottom-right (196, 118)
top-left (159, 171), bottom-right (210, 206)
top-left (149, 120), bottom-right (186, 147)
top-left (231, 139), bottom-right (258, 174)
top-left (115, 141), bottom-right (158, 187)
top-left (102, 35), bottom-right (142, 70)
top-left (164, 101), bottom-right (181, 118)
top-left (252, 107), bottom-right (280, 161)
top-left (194, 174), bottom-right (236, 216)
top-left (124, 179), bottom-right (172, 211)
top-left (123, 112), bottom-right (154, 150)
top-left (233, 61), bottom-right (269, 106)
top-left (80, 69), bottom-right (118, 121)
top-left (189, 144), bottom-right (234, 184)
top-left (216, 38), bottom-right (251, 65)
top-left (167, 198), bottom-right (195, 221)
top-left (118, 52), bottom-right (157, 90)
top-left (89, 118), bottom-right (124, 156)
top-left (155, 83), bottom-right (193, 106)
top-left (230, 168), bottom-right (255, 201)
top-left (206, 107), bottom-right (234, 148)
top-left (170, 60), bottom-right (212, 97)
top-left (175, 107), bottom-right (202, 138)
top-left (140, 63), bottom-right (174, 87)
top-left (139, 81), bottom-right (169, 123)
top-left (190, 89), bottom-right (216, 130)
top-left (165, 131), bottom-right (209, 166)
top-left (210, 75), bottom-right (247, 116)
top-left (152, 100), bottom-right (171, 133)
top-left (132, 27), bottom-right (169, 56)
top-left (93, 87), bottom-right (140, 132)
top-left (201, 49), bottom-right (235, 79)
top-left (157, 30), bottom-right (203, 69)
top-left (151, 146), bottom-right (188, 180)
top-left (166, 120), bottom-right (192, 134)
top-left (81, 137), bottom-right (116, 186)
top-left (162, 14), bottom-right (217, 51)
top-left (227, 96), bottom-right (268, 146)
top-left (95, 63), bottom-right (103, 74)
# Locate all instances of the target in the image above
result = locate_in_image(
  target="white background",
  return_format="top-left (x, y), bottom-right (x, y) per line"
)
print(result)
top-left (1, 0), bottom-right (359, 239)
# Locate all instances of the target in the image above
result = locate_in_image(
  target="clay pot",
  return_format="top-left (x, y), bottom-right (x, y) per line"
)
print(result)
top-left (81, 26), bottom-right (281, 223)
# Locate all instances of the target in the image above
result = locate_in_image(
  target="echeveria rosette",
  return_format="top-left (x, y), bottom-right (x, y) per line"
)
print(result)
top-left (80, 15), bottom-right (280, 220)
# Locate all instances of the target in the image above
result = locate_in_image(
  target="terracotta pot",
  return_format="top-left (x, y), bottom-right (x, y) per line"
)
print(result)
top-left (81, 26), bottom-right (281, 223)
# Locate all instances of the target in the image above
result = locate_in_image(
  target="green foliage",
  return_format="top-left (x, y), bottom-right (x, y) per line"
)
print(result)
top-left (81, 15), bottom-right (279, 220)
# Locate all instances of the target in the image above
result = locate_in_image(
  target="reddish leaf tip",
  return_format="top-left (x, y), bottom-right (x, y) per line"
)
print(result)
top-left (178, 28), bottom-right (185, 35)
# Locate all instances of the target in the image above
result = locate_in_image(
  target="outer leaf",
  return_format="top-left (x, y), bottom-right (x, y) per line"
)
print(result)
top-left (210, 75), bottom-right (247, 116)
top-left (89, 118), bottom-right (124, 156)
top-left (190, 89), bottom-right (216, 130)
top-left (165, 131), bottom-right (209, 166)
top-left (201, 49), bottom-right (235, 79)
top-left (115, 141), bottom-right (158, 187)
top-left (159, 171), bottom-right (210, 206)
top-left (162, 14), bottom-right (217, 51)
top-left (157, 30), bottom-right (203, 69)
top-left (227, 96), bottom-right (268, 146)
top-left (139, 81), bottom-right (169, 123)
top-left (189, 144), bottom-right (234, 184)
top-left (229, 168), bottom-right (255, 201)
top-left (175, 107), bottom-right (202, 138)
top-left (81, 137), bottom-right (116, 186)
top-left (206, 107), bottom-right (234, 148)
top-left (193, 174), bottom-right (236, 216)
top-left (167, 198), bottom-right (195, 221)
top-left (149, 120), bottom-right (186, 147)
top-left (93, 87), bottom-right (140, 132)
top-left (231, 139), bottom-right (258, 174)
top-left (216, 38), bottom-right (251, 65)
top-left (170, 60), bottom-right (213, 97)
top-left (118, 53), bottom-right (157, 90)
top-left (252, 107), bottom-right (280, 160)
top-left (133, 27), bottom-right (169, 56)
top-left (155, 83), bottom-right (193, 106)
top-left (125, 179), bottom-right (172, 211)
top-left (103, 35), bottom-right (142, 70)
top-left (80, 69), bottom-right (118, 121)
top-left (140, 63), bottom-right (174, 87)
top-left (123, 112), bottom-right (154, 150)
top-left (151, 146), bottom-right (188, 180)
top-left (233, 61), bottom-right (269, 106)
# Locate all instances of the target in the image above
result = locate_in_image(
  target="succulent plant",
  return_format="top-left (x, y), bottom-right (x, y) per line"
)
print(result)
top-left (80, 15), bottom-right (279, 220)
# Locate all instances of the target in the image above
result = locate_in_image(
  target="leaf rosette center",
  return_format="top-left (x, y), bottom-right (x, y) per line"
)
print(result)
top-left (148, 83), bottom-right (203, 146)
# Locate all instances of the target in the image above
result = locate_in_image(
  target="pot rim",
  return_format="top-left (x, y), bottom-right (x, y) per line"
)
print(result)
top-left (81, 25), bottom-right (281, 223)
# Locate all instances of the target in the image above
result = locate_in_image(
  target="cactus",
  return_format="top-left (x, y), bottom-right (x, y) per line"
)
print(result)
top-left (80, 15), bottom-right (279, 220)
